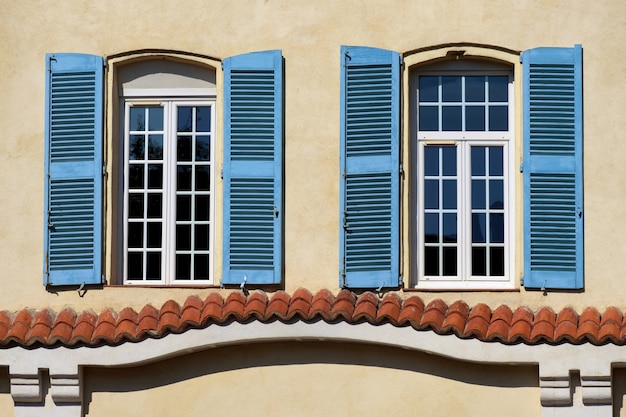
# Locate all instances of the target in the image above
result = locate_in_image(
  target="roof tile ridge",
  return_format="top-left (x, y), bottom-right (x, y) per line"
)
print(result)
top-left (114, 306), bottom-right (139, 343)
top-left (157, 299), bottom-right (182, 335)
top-left (136, 304), bottom-right (160, 339)
top-left (397, 295), bottom-right (425, 327)
top-left (464, 303), bottom-right (492, 340)
top-left (353, 292), bottom-right (379, 322)
top-left (577, 306), bottom-right (601, 344)
top-left (441, 300), bottom-right (470, 337)
top-left (266, 290), bottom-right (290, 320)
top-left (420, 299), bottom-right (448, 332)
top-left (201, 292), bottom-right (225, 324)
top-left (69, 309), bottom-right (98, 345)
top-left (287, 288), bottom-right (313, 320)
top-left (309, 289), bottom-right (336, 321)
top-left (529, 306), bottom-right (557, 344)
top-left (599, 306), bottom-right (623, 344)
top-left (486, 304), bottom-right (513, 342)
top-left (25, 308), bottom-right (55, 346)
top-left (243, 291), bottom-right (269, 320)
top-left (329, 289), bottom-right (356, 321)
top-left (6, 309), bottom-right (34, 346)
top-left (92, 308), bottom-right (118, 345)
top-left (180, 295), bottom-right (204, 328)
top-left (48, 308), bottom-right (77, 345)
top-left (377, 293), bottom-right (402, 323)
top-left (508, 306), bottom-right (533, 343)
top-left (554, 307), bottom-right (579, 344)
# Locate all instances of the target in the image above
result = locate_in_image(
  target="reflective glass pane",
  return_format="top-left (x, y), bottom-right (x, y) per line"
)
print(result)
top-left (424, 180), bottom-right (439, 209)
top-left (490, 247), bottom-right (505, 276)
top-left (147, 193), bottom-right (162, 218)
top-left (147, 222), bottom-right (162, 248)
top-left (147, 164), bottom-right (163, 189)
top-left (127, 222), bottom-right (143, 248)
top-left (195, 224), bottom-right (210, 250)
top-left (424, 246), bottom-right (439, 275)
top-left (194, 254), bottom-right (210, 280)
top-left (442, 76), bottom-right (461, 102)
top-left (442, 180), bottom-right (456, 209)
top-left (424, 213), bottom-right (439, 243)
top-left (489, 106), bottom-right (508, 131)
top-left (196, 136), bottom-right (210, 161)
top-left (424, 146), bottom-right (439, 176)
top-left (195, 166), bottom-right (210, 191)
top-left (465, 76), bottom-right (485, 102)
top-left (177, 136), bottom-right (192, 161)
top-left (148, 107), bottom-right (163, 131)
top-left (465, 106), bottom-right (485, 131)
top-left (176, 195), bottom-right (191, 221)
top-left (489, 76), bottom-right (508, 102)
top-left (127, 252), bottom-right (143, 280)
top-left (472, 247), bottom-right (487, 276)
top-left (443, 213), bottom-right (457, 243)
top-left (177, 166), bottom-right (192, 191)
top-left (489, 146), bottom-right (503, 176)
top-left (419, 106), bottom-right (438, 131)
top-left (471, 146), bottom-right (485, 176)
top-left (489, 180), bottom-right (504, 209)
top-left (472, 213), bottom-right (486, 243)
top-left (176, 224), bottom-right (191, 250)
top-left (129, 135), bottom-right (145, 160)
top-left (442, 106), bottom-right (462, 131)
top-left (490, 213), bottom-right (504, 243)
top-left (196, 107), bottom-right (211, 132)
top-left (442, 147), bottom-right (456, 176)
top-left (148, 135), bottom-right (163, 160)
top-left (195, 195), bottom-right (210, 221)
top-left (128, 194), bottom-right (144, 218)
top-left (419, 76), bottom-right (438, 102)
top-left (129, 107), bottom-right (145, 131)
top-left (176, 254), bottom-right (191, 280)
top-left (177, 107), bottom-right (193, 132)
top-left (442, 247), bottom-right (457, 276)
top-left (128, 165), bottom-right (144, 189)
top-left (472, 179), bottom-right (486, 209)
top-left (146, 252), bottom-right (161, 280)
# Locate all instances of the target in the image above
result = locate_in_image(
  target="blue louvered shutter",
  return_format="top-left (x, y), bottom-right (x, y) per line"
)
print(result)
top-left (522, 45), bottom-right (583, 289)
top-left (44, 53), bottom-right (104, 286)
top-left (339, 46), bottom-right (401, 289)
top-left (222, 50), bottom-right (283, 285)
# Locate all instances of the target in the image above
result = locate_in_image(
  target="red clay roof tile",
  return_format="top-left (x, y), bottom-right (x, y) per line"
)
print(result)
top-left (465, 304), bottom-right (491, 338)
top-left (353, 292), bottom-right (379, 322)
top-left (442, 301), bottom-right (469, 335)
top-left (244, 291), bottom-right (269, 319)
top-left (288, 288), bottom-right (313, 319)
top-left (377, 294), bottom-right (402, 322)
top-left (421, 299), bottom-right (448, 331)
top-left (266, 291), bottom-right (290, 319)
top-left (397, 296), bottom-right (424, 326)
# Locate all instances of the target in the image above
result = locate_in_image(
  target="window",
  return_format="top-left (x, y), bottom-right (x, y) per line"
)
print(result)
top-left (414, 64), bottom-right (514, 288)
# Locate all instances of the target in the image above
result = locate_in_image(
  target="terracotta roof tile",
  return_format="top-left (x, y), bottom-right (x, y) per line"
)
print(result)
top-left (3, 290), bottom-right (626, 348)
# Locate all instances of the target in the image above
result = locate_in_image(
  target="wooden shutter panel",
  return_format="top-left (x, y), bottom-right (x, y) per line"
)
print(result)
top-left (522, 45), bottom-right (583, 289)
top-left (222, 50), bottom-right (283, 285)
top-left (339, 46), bottom-right (401, 289)
top-left (44, 53), bottom-right (104, 286)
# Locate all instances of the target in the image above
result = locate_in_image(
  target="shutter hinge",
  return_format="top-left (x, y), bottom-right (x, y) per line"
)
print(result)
top-left (341, 258), bottom-right (345, 278)
top-left (102, 165), bottom-right (107, 176)
top-left (221, 62), bottom-right (224, 71)
top-left (47, 55), bottom-right (56, 72)
top-left (519, 54), bottom-right (523, 64)
top-left (220, 168), bottom-right (223, 179)
top-left (103, 58), bottom-right (107, 69)
top-left (519, 162), bottom-right (524, 173)
top-left (520, 275), bottom-right (524, 286)
top-left (400, 163), bottom-right (404, 179)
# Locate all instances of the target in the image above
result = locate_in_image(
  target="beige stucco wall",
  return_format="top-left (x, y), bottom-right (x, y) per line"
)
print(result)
top-left (83, 342), bottom-right (538, 417)
top-left (1, 0), bottom-right (626, 313)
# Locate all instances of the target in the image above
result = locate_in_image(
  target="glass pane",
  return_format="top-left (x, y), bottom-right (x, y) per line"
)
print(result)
top-left (442, 106), bottom-right (461, 131)
top-left (176, 195), bottom-right (191, 221)
top-left (196, 136), bottom-right (210, 161)
top-left (472, 213), bottom-right (486, 243)
top-left (194, 254), bottom-right (210, 280)
top-left (424, 180), bottom-right (439, 209)
top-left (424, 146), bottom-right (439, 176)
top-left (146, 252), bottom-right (161, 280)
top-left (489, 106), bottom-right (508, 131)
top-left (176, 224), bottom-right (191, 250)
top-left (147, 193), bottom-right (162, 218)
top-left (442, 247), bottom-right (457, 276)
top-left (176, 254), bottom-right (191, 280)
top-left (471, 146), bottom-right (485, 176)
top-left (147, 222), bottom-right (162, 248)
top-left (490, 213), bottom-right (504, 243)
top-left (196, 107), bottom-right (211, 132)
top-left (129, 107), bottom-right (145, 131)
top-left (442, 180), bottom-right (456, 209)
top-left (128, 165), bottom-right (144, 189)
top-left (127, 252), bottom-right (143, 280)
top-left (195, 195), bottom-right (210, 221)
top-left (465, 106), bottom-right (485, 131)
top-left (148, 135), bottom-right (163, 160)
top-left (424, 213), bottom-right (439, 243)
top-left (441, 76), bottom-right (461, 102)
top-left (148, 107), bottom-right (163, 131)
top-left (147, 164), bottom-right (163, 189)
top-left (443, 213), bottom-right (457, 243)
top-left (472, 179), bottom-right (486, 210)
top-left (465, 76), bottom-right (485, 102)
top-left (489, 146), bottom-right (503, 176)
top-left (419, 106), bottom-right (438, 131)
top-left (177, 136), bottom-right (192, 161)
top-left (442, 147), bottom-right (456, 176)
top-left (128, 194), bottom-right (144, 218)
top-left (195, 224), bottom-right (210, 250)
top-left (490, 247), bottom-right (505, 276)
top-left (419, 76), bottom-right (438, 102)
top-left (127, 222), bottom-right (143, 248)
top-left (129, 135), bottom-right (145, 160)
top-left (489, 180), bottom-right (504, 209)
top-left (472, 247), bottom-right (487, 276)
top-left (177, 107), bottom-right (193, 132)
top-left (195, 166), bottom-right (210, 191)
top-left (489, 76), bottom-right (508, 102)
top-left (424, 246), bottom-right (439, 276)
top-left (177, 166), bottom-right (192, 191)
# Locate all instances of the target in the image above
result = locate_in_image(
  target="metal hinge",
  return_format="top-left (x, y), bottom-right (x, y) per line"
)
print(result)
top-left (519, 162), bottom-right (524, 173)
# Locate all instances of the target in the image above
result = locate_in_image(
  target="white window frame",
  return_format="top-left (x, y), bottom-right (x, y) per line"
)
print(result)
top-left (122, 92), bottom-right (216, 286)
top-left (414, 69), bottom-right (515, 290)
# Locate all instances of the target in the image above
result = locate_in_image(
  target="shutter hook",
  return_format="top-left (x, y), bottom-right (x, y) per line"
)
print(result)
top-left (273, 207), bottom-right (279, 218)
top-left (240, 275), bottom-right (247, 290)
top-left (77, 282), bottom-right (87, 297)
